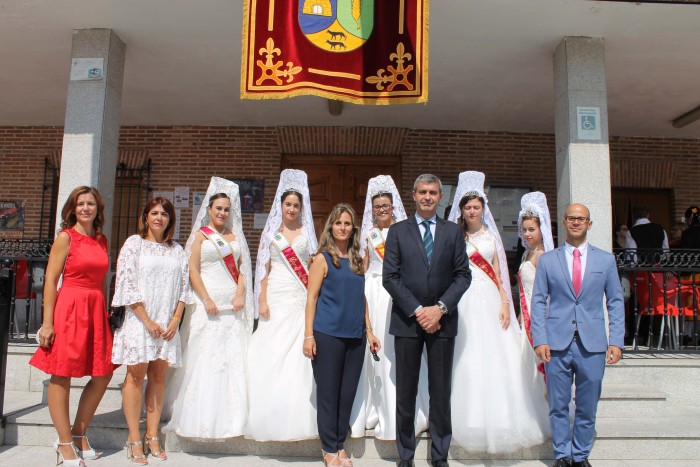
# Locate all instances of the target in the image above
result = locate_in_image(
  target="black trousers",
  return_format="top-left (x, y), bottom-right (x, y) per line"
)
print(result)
top-left (311, 331), bottom-right (366, 453)
top-left (395, 333), bottom-right (455, 462)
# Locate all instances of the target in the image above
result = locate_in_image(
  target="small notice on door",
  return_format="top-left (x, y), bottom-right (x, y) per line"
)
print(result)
top-left (576, 107), bottom-right (602, 141)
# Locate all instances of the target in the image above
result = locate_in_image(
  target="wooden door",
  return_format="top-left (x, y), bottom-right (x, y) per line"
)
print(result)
top-left (612, 188), bottom-right (673, 232)
top-left (282, 155), bottom-right (401, 237)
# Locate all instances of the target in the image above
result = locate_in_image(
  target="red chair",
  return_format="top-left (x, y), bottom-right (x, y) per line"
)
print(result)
top-left (633, 272), bottom-right (681, 349)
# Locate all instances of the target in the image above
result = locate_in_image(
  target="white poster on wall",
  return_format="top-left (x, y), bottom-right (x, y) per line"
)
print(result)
top-left (174, 187), bottom-right (190, 209)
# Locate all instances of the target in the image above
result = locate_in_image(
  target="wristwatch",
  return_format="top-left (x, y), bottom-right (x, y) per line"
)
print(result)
top-left (437, 301), bottom-right (448, 315)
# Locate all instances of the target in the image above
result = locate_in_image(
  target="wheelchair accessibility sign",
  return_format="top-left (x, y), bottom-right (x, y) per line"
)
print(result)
top-left (577, 107), bottom-right (602, 141)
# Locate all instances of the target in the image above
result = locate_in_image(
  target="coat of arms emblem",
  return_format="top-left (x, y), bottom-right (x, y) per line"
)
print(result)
top-left (298, 0), bottom-right (374, 53)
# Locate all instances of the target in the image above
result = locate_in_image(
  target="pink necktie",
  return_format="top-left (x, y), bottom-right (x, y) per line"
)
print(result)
top-left (572, 248), bottom-right (582, 295)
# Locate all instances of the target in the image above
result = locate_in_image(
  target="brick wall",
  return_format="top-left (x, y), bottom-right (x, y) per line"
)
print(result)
top-left (1, 126), bottom-right (699, 254)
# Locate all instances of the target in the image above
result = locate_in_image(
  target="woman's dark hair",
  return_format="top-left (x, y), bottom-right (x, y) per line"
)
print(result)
top-left (317, 203), bottom-right (363, 275)
top-left (60, 186), bottom-right (105, 234)
top-left (457, 194), bottom-right (485, 236)
top-left (521, 214), bottom-right (541, 227)
top-left (281, 190), bottom-right (303, 206)
top-left (614, 223), bottom-right (627, 235)
top-left (138, 197), bottom-right (177, 244)
top-left (371, 192), bottom-right (393, 203)
top-left (208, 193), bottom-right (230, 207)
top-left (685, 206), bottom-right (700, 225)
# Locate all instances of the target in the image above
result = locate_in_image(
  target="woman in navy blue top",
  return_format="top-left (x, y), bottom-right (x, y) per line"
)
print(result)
top-left (304, 203), bottom-right (381, 467)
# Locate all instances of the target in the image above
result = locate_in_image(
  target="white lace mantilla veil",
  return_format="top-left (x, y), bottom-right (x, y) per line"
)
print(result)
top-left (254, 169), bottom-right (317, 317)
top-left (360, 175), bottom-right (407, 257)
top-left (447, 171), bottom-right (518, 330)
top-left (185, 177), bottom-right (255, 334)
top-left (518, 191), bottom-right (554, 253)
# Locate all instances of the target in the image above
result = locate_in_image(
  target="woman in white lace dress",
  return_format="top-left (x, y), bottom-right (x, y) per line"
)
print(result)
top-left (245, 169), bottom-right (319, 441)
top-left (517, 192), bottom-right (554, 387)
top-left (447, 172), bottom-right (549, 453)
top-left (164, 177), bottom-right (255, 440)
top-left (350, 175), bottom-right (429, 440)
top-left (112, 197), bottom-right (192, 464)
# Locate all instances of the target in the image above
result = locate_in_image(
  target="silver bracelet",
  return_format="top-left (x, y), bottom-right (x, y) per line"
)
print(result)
top-left (304, 336), bottom-right (315, 340)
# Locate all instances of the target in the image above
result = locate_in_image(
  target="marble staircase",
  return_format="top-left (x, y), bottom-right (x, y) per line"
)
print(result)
top-left (3, 343), bottom-right (700, 462)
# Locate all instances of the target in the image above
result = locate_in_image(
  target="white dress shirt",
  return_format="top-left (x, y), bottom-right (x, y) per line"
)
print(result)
top-left (564, 241), bottom-right (588, 281)
top-left (415, 213), bottom-right (437, 241)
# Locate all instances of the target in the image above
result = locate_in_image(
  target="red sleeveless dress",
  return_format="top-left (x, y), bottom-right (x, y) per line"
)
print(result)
top-left (29, 228), bottom-right (117, 377)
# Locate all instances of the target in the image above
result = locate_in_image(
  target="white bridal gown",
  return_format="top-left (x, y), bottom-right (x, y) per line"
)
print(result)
top-left (451, 228), bottom-right (550, 453)
top-left (245, 235), bottom-right (317, 441)
top-left (164, 238), bottom-right (248, 439)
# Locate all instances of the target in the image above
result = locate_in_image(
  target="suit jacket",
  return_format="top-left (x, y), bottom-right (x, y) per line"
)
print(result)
top-left (530, 244), bottom-right (625, 352)
top-left (383, 215), bottom-right (471, 338)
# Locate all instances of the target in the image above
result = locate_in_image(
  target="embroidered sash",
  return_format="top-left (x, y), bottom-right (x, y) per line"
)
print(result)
top-left (199, 226), bottom-right (240, 283)
top-left (518, 272), bottom-right (546, 379)
top-left (468, 248), bottom-right (500, 288)
top-left (368, 228), bottom-right (385, 261)
top-left (271, 232), bottom-right (309, 289)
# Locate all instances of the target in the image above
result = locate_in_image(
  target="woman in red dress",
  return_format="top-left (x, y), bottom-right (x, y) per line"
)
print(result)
top-left (30, 186), bottom-right (116, 467)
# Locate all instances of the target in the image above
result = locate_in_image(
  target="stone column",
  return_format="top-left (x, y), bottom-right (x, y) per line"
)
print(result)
top-left (553, 37), bottom-right (612, 251)
top-left (56, 29), bottom-right (125, 241)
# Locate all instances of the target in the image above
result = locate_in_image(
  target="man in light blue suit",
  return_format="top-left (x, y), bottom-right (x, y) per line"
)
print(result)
top-left (531, 203), bottom-right (624, 467)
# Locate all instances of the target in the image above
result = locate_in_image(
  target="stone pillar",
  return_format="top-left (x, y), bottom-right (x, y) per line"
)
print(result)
top-left (553, 37), bottom-right (612, 251)
top-left (56, 29), bottom-right (125, 241)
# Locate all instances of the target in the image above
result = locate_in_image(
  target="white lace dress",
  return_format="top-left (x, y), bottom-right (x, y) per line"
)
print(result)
top-left (350, 228), bottom-right (429, 439)
top-left (163, 238), bottom-right (248, 439)
top-left (244, 235), bottom-right (317, 441)
top-left (451, 229), bottom-right (550, 453)
top-left (111, 235), bottom-right (192, 367)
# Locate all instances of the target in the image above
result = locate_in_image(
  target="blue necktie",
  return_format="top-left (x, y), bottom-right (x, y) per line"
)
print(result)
top-left (421, 220), bottom-right (433, 264)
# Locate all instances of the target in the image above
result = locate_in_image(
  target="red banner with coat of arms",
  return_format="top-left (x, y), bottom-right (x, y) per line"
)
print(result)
top-left (241, 0), bottom-right (428, 105)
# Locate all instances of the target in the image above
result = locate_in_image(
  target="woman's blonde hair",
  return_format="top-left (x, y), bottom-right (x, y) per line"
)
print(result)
top-left (317, 203), bottom-right (363, 274)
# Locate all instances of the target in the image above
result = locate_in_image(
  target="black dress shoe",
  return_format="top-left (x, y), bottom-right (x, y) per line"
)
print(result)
top-left (573, 460), bottom-right (592, 467)
top-left (553, 459), bottom-right (572, 467)
top-left (397, 461), bottom-right (414, 467)
top-left (431, 461), bottom-right (449, 467)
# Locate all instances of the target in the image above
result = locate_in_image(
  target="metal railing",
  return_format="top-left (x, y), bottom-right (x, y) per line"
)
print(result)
top-left (0, 238), bottom-right (52, 342)
top-left (616, 248), bottom-right (700, 352)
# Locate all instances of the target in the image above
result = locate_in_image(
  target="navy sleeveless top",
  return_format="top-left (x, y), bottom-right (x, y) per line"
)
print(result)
top-left (313, 251), bottom-right (365, 339)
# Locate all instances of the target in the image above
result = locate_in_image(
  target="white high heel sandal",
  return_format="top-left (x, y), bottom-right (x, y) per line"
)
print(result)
top-left (72, 434), bottom-right (101, 460)
top-left (54, 440), bottom-right (86, 466)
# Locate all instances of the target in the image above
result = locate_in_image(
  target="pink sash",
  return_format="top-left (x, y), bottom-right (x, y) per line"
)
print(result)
top-left (199, 226), bottom-right (240, 283)
top-left (518, 272), bottom-right (546, 379)
top-left (272, 232), bottom-right (309, 289)
top-left (469, 250), bottom-right (500, 288)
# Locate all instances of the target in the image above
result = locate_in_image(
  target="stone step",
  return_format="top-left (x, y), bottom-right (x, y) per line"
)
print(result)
top-left (5, 403), bottom-right (700, 460)
top-left (0, 446), bottom-right (693, 467)
top-left (40, 376), bottom-right (125, 409)
top-left (595, 383), bottom-right (669, 417)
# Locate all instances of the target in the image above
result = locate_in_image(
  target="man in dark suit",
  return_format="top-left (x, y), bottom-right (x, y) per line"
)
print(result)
top-left (531, 203), bottom-right (625, 467)
top-left (383, 174), bottom-right (471, 467)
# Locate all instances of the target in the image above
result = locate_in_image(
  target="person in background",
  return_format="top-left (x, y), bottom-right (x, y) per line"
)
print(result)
top-left (613, 223), bottom-right (629, 250)
top-left (30, 186), bottom-right (116, 467)
top-left (625, 205), bottom-right (668, 250)
top-left (680, 206), bottom-right (700, 248)
top-left (669, 222), bottom-right (686, 248)
top-left (111, 197), bottom-right (192, 464)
